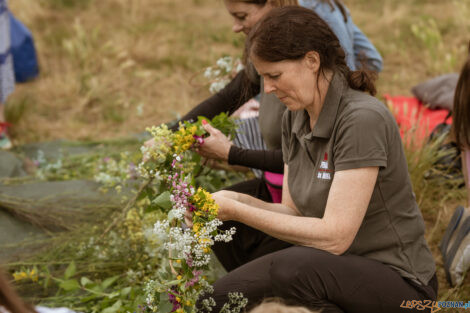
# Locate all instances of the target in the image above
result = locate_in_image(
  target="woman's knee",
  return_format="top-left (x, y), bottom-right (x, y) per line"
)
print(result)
top-left (269, 247), bottom-right (338, 300)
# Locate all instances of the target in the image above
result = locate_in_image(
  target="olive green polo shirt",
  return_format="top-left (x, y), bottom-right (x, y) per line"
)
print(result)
top-left (281, 73), bottom-right (435, 285)
top-left (259, 78), bottom-right (286, 150)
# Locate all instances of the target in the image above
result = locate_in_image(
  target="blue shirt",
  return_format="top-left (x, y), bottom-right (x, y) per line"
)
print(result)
top-left (299, 0), bottom-right (383, 72)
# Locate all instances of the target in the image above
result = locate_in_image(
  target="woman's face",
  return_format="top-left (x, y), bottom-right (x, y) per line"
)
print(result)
top-left (251, 53), bottom-right (320, 111)
top-left (224, 1), bottom-right (274, 35)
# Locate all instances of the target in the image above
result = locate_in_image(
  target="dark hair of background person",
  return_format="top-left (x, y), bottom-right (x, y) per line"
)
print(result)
top-left (246, 6), bottom-right (377, 96)
top-left (230, 0), bottom-right (348, 21)
top-left (0, 269), bottom-right (37, 313)
top-left (452, 41), bottom-right (470, 149)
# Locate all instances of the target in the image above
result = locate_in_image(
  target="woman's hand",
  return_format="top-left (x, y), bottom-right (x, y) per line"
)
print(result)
top-left (184, 209), bottom-right (193, 227)
top-left (196, 121), bottom-right (232, 161)
top-left (212, 191), bottom-right (236, 221)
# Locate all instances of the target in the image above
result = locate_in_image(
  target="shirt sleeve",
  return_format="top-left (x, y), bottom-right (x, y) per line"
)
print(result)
top-left (228, 146), bottom-right (284, 173)
top-left (351, 22), bottom-right (383, 72)
top-left (169, 70), bottom-right (260, 131)
top-left (333, 108), bottom-right (388, 171)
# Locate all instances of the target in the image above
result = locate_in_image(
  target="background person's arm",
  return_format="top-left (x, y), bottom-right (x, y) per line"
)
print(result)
top-left (352, 22), bottom-right (383, 72)
top-left (169, 70), bottom-right (260, 131)
top-left (196, 122), bottom-right (284, 173)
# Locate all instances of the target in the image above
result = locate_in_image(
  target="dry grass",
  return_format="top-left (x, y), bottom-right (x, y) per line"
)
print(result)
top-left (5, 0), bottom-right (470, 306)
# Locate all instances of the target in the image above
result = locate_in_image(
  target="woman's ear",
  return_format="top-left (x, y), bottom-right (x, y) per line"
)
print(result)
top-left (305, 51), bottom-right (320, 73)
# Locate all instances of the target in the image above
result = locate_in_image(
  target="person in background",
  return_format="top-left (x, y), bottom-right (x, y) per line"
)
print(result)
top-left (0, 0), bottom-right (14, 150)
top-left (0, 269), bottom-right (36, 313)
top-left (452, 41), bottom-right (470, 199)
top-left (0, 268), bottom-right (76, 313)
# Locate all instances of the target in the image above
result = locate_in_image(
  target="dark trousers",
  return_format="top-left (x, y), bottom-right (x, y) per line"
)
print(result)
top-left (205, 179), bottom-right (438, 312)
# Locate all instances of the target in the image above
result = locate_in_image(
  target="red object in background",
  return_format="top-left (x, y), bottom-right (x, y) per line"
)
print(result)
top-left (384, 95), bottom-right (452, 144)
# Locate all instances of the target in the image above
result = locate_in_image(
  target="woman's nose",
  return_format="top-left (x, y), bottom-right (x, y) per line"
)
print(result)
top-left (264, 79), bottom-right (276, 94)
top-left (232, 21), bottom-right (243, 33)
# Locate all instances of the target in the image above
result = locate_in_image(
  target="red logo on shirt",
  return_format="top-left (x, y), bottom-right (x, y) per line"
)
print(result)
top-left (317, 152), bottom-right (332, 180)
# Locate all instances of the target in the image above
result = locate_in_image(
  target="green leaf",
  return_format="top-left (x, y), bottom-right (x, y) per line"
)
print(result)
top-left (108, 291), bottom-right (120, 299)
top-left (121, 287), bottom-right (132, 297)
top-left (159, 300), bottom-right (173, 313)
top-left (59, 279), bottom-right (80, 291)
top-left (163, 279), bottom-right (181, 286)
top-left (102, 300), bottom-right (122, 313)
top-left (159, 293), bottom-right (173, 313)
top-left (64, 261), bottom-right (76, 280)
top-left (80, 276), bottom-right (93, 287)
top-left (152, 191), bottom-right (172, 210)
top-left (101, 275), bottom-right (120, 290)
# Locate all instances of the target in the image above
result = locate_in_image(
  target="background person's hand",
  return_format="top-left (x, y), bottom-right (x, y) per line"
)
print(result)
top-left (196, 120), bottom-right (232, 161)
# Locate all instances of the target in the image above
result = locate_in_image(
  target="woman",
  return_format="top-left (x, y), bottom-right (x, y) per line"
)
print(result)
top-left (0, 0), bottom-right (14, 150)
top-left (160, 0), bottom-right (383, 204)
top-left (192, 6), bottom-right (436, 313)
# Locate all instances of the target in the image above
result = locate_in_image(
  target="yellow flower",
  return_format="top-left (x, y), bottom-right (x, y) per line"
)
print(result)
top-left (176, 297), bottom-right (181, 303)
top-left (13, 271), bottom-right (28, 281)
top-left (176, 259), bottom-right (181, 264)
top-left (186, 300), bottom-right (192, 306)
top-left (177, 275), bottom-right (182, 280)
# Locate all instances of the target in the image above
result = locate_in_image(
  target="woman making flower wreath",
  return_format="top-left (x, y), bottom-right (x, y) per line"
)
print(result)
top-left (149, 0), bottom-right (383, 205)
top-left (189, 6), bottom-right (437, 313)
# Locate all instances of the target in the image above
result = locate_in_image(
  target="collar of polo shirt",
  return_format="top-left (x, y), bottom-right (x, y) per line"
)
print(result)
top-left (291, 72), bottom-right (347, 143)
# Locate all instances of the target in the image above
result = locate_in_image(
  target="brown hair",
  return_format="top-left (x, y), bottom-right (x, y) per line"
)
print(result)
top-left (452, 41), bottom-right (470, 149)
top-left (228, 0), bottom-right (347, 20)
top-left (247, 6), bottom-right (377, 95)
top-left (0, 269), bottom-right (37, 313)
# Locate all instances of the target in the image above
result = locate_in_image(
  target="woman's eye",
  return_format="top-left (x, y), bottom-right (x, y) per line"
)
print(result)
top-left (235, 14), bottom-right (246, 21)
top-left (268, 74), bottom-right (280, 79)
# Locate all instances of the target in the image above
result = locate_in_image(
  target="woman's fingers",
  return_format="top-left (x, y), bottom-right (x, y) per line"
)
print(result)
top-left (196, 121), bottom-right (232, 161)
top-left (184, 210), bottom-right (193, 227)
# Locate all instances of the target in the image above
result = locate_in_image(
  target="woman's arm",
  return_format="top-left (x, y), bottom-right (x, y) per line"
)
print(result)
top-left (169, 70), bottom-right (260, 131)
top-left (214, 165), bottom-right (379, 255)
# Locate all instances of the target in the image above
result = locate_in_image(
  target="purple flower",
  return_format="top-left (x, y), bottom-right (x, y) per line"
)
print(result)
top-left (193, 135), bottom-right (204, 145)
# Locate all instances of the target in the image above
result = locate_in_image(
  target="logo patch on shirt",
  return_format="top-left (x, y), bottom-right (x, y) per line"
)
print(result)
top-left (317, 152), bottom-right (332, 180)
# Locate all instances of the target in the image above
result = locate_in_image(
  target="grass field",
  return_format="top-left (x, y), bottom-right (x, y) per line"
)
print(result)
top-left (5, 0), bottom-right (470, 310)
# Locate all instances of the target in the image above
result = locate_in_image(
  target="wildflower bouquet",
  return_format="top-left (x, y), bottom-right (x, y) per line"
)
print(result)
top-left (138, 114), bottom-right (241, 312)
